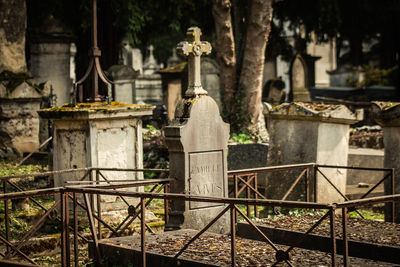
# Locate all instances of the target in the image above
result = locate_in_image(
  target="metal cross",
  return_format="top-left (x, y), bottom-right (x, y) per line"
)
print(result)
top-left (177, 27), bottom-right (211, 97)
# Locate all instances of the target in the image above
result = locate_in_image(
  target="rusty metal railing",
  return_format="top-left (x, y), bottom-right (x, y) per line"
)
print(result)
top-left (0, 164), bottom-right (398, 266)
top-left (228, 163), bottom-right (395, 222)
top-left (0, 167), bottom-right (169, 266)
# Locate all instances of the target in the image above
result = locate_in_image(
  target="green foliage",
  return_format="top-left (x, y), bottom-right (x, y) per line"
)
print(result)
top-left (0, 159), bottom-right (43, 177)
top-left (230, 132), bottom-right (252, 144)
top-left (349, 209), bottom-right (384, 220)
top-left (346, 64), bottom-right (398, 88)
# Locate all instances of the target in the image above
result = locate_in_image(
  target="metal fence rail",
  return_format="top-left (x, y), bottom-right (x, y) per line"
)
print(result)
top-left (0, 165), bottom-right (398, 266)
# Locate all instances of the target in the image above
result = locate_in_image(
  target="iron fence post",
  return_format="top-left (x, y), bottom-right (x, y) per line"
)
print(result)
top-left (3, 181), bottom-right (10, 254)
top-left (234, 175), bottom-right (238, 223)
top-left (313, 165), bottom-right (318, 203)
top-left (61, 191), bottom-right (67, 267)
top-left (254, 174), bottom-right (258, 218)
top-left (305, 168), bottom-right (310, 202)
top-left (73, 192), bottom-right (79, 267)
top-left (329, 208), bottom-right (337, 267)
top-left (391, 168), bottom-right (395, 222)
top-left (96, 170), bottom-right (102, 239)
top-left (342, 207), bottom-right (349, 267)
top-left (141, 197), bottom-right (146, 267)
top-left (230, 204), bottom-right (236, 267)
top-left (164, 184), bottom-right (169, 225)
top-left (246, 176), bottom-right (251, 217)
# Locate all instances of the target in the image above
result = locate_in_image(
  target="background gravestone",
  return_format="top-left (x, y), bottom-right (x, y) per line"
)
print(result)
top-left (107, 64), bottom-right (139, 104)
top-left (164, 27), bottom-right (230, 233)
top-left (201, 58), bottom-right (221, 111)
top-left (290, 55), bottom-right (311, 102)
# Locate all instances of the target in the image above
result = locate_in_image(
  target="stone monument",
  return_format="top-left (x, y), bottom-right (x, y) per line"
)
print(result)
top-left (290, 55), bottom-right (311, 102)
top-left (372, 102), bottom-right (400, 222)
top-left (135, 45), bottom-right (162, 104)
top-left (107, 65), bottom-right (139, 104)
top-left (0, 81), bottom-right (44, 157)
top-left (30, 15), bottom-right (75, 106)
top-left (264, 102), bottom-right (363, 203)
top-left (164, 27), bottom-right (230, 233)
top-left (38, 102), bottom-right (153, 209)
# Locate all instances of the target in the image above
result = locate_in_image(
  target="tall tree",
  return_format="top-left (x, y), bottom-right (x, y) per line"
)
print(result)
top-left (212, 0), bottom-right (274, 141)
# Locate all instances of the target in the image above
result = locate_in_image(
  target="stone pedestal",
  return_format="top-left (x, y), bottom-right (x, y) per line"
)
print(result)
top-left (0, 82), bottom-right (42, 157)
top-left (373, 103), bottom-right (400, 222)
top-left (164, 95), bottom-right (230, 233)
top-left (38, 102), bottom-right (153, 209)
top-left (264, 103), bottom-right (362, 203)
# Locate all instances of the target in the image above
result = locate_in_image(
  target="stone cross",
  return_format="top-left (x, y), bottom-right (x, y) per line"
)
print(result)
top-left (177, 27), bottom-right (212, 97)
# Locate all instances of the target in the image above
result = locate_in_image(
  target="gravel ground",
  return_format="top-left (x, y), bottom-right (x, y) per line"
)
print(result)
top-left (255, 213), bottom-right (400, 246)
top-left (103, 228), bottom-right (394, 266)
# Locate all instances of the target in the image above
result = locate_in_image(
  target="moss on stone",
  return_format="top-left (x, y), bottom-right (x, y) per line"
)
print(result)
top-left (41, 101), bottom-right (153, 113)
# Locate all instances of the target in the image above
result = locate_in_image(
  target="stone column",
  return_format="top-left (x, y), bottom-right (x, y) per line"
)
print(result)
top-left (164, 27), bottom-right (229, 233)
top-left (373, 103), bottom-right (400, 222)
top-left (38, 103), bottom-right (153, 210)
top-left (264, 103), bottom-right (362, 203)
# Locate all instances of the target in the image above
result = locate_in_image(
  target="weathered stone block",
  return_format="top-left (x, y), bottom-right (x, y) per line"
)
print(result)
top-left (0, 82), bottom-right (42, 158)
top-left (38, 102), bottom-right (154, 208)
top-left (264, 102), bottom-right (362, 203)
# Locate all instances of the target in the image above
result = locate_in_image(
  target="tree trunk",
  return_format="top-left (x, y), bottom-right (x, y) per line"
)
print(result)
top-left (0, 0), bottom-right (27, 73)
top-left (239, 0), bottom-right (273, 141)
top-left (212, 0), bottom-right (236, 114)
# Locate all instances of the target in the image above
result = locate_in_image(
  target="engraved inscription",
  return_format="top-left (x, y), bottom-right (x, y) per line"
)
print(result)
top-left (189, 151), bottom-right (224, 209)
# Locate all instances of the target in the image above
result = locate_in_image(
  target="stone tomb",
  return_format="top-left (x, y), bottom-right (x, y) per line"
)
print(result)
top-left (264, 102), bottom-right (362, 203)
top-left (164, 27), bottom-right (229, 233)
top-left (38, 102), bottom-right (153, 209)
top-left (0, 82), bottom-right (44, 157)
top-left (372, 102), bottom-right (400, 222)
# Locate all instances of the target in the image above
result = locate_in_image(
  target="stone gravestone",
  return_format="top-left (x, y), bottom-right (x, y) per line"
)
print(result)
top-left (290, 54), bottom-right (311, 102)
top-left (135, 45), bottom-right (162, 104)
top-left (264, 103), bottom-right (362, 203)
top-left (30, 16), bottom-right (74, 106)
top-left (107, 65), bottom-right (139, 104)
top-left (122, 43), bottom-right (143, 74)
top-left (372, 103), bottom-right (400, 222)
top-left (201, 58), bottom-right (221, 111)
top-left (0, 81), bottom-right (44, 158)
top-left (164, 27), bottom-right (230, 233)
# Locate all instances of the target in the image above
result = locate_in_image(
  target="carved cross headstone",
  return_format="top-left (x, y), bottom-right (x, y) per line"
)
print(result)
top-left (177, 27), bottom-right (211, 97)
top-left (164, 27), bottom-right (229, 233)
